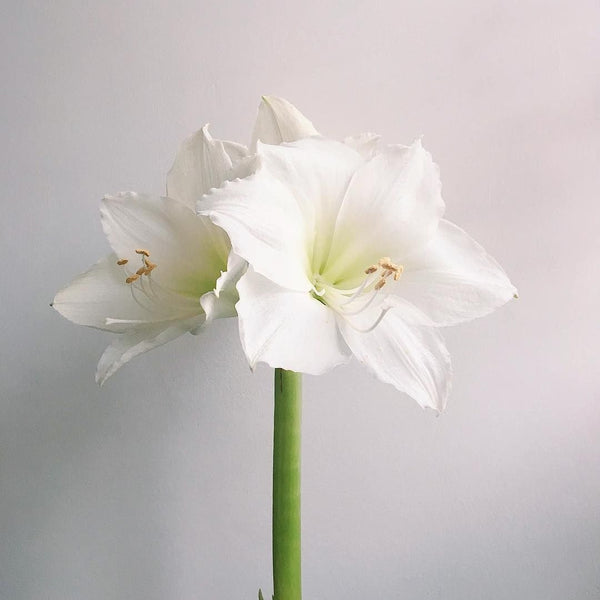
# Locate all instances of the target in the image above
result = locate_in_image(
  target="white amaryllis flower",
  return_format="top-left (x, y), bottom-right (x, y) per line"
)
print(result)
top-left (53, 126), bottom-right (250, 384)
top-left (198, 136), bottom-right (516, 411)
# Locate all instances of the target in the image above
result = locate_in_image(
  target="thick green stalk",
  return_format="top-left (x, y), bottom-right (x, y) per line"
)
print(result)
top-left (272, 369), bottom-right (302, 600)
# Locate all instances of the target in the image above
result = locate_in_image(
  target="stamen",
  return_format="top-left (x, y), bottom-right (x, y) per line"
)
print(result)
top-left (315, 256), bottom-right (406, 325)
top-left (375, 257), bottom-right (404, 281)
top-left (339, 271), bottom-right (379, 306)
top-left (379, 259), bottom-right (401, 272)
top-left (347, 305), bottom-right (392, 334)
top-left (129, 279), bottom-right (157, 312)
top-left (338, 256), bottom-right (403, 310)
top-left (340, 289), bottom-right (379, 316)
top-left (110, 246), bottom-right (197, 319)
top-left (118, 247), bottom-right (159, 284)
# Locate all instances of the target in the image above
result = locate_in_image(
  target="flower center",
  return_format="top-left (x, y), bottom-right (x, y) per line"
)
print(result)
top-left (312, 256), bottom-right (404, 318)
top-left (114, 248), bottom-right (198, 318)
top-left (116, 248), bottom-right (157, 284)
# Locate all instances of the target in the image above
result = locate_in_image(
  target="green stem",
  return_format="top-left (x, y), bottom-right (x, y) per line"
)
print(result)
top-left (272, 369), bottom-right (302, 600)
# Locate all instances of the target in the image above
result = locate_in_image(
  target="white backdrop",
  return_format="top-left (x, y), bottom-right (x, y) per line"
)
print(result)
top-left (2, 1), bottom-right (599, 598)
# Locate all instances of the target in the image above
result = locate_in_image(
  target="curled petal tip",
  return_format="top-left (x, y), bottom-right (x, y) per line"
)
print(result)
top-left (199, 123), bottom-right (213, 139)
top-left (252, 96), bottom-right (318, 148)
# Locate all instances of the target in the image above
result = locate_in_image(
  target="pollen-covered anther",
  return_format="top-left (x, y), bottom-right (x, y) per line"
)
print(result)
top-left (374, 257), bottom-right (404, 282)
top-left (360, 257), bottom-right (404, 293)
top-left (141, 259), bottom-right (157, 276)
top-left (379, 257), bottom-right (400, 272)
top-left (117, 249), bottom-right (158, 283)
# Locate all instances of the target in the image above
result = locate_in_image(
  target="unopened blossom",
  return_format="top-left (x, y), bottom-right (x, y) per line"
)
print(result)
top-left (53, 126), bottom-right (250, 383)
top-left (198, 134), bottom-right (516, 411)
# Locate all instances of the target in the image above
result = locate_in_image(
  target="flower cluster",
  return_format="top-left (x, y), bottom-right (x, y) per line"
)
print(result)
top-left (54, 96), bottom-right (516, 410)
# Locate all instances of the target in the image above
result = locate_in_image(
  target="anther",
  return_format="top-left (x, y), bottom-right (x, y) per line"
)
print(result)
top-left (135, 249), bottom-right (150, 257)
top-left (136, 267), bottom-right (147, 276)
top-left (365, 265), bottom-right (378, 275)
top-left (116, 258), bottom-right (129, 265)
top-left (383, 261), bottom-right (401, 272)
top-left (125, 274), bottom-right (140, 284)
top-left (374, 279), bottom-right (386, 291)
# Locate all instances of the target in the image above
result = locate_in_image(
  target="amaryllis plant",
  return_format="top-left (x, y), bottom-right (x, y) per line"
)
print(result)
top-left (53, 96), bottom-right (516, 599)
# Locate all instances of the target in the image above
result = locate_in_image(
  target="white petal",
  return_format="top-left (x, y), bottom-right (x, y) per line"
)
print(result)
top-left (344, 132), bottom-right (381, 159)
top-left (236, 269), bottom-right (351, 374)
top-left (223, 140), bottom-right (259, 182)
top-left (222, 140), bottom-right (249, 164)
top-left (96, 316), bottom-right (203, 384)
top-left (199, 252), bottom-right (247, 323)
top-left (250, 96), bottom-right (319, 150)
top-left (229, 153), bottom-right (260, 182)
top-left (323, 140), bottom-right (445, 285)
top-left (379, 294), bottom-right (436, 326)
top-left (338, 308), bottom-right (452, 411)
top-left (198, 171), bottom-right (312, 292)
top-left (167, 125), bottom-right (246, 210)
top-left (256, 138), bottom-right (364, 272)
top-left (52, 254), bottom-right (173, 332)
top-left (215, 251), bottom-right (247, 299)
top-left (199, 139), bottom-right (363, 291)
top-left (397, 220), bottom-right (517, 325)
top-left (101, 192), bottom-right (229, 297)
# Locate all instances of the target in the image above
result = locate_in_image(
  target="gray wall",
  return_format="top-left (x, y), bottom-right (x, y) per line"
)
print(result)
top-left (2, 1), bottom-right (598, 598)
